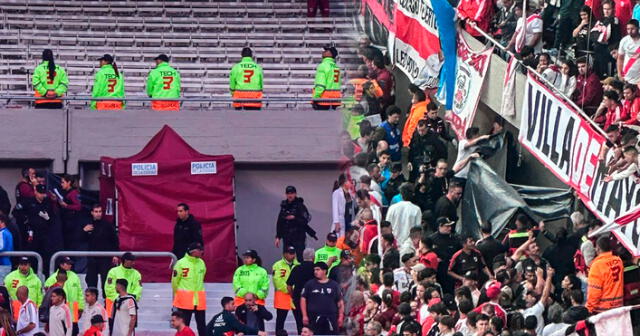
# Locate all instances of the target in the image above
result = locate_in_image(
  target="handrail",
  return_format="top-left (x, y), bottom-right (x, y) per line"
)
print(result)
top-left (49, 251), bottom-right (178, 275)
top-left (0, 95), bottom-right (344, 103)
top-left (466, 21), bottom-right (607, 137)
top-left (0, 251), bottom-right (44, 282)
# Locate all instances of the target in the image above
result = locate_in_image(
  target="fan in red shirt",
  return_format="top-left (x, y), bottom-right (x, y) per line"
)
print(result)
top-left (171, 311), bottom-right (196, 336)
top-left (82, 315), bottom-right (107, 336)
top-left (418, 236), bottom-right (439, 271)
top-left (623, 83), bottom-right (640, 125)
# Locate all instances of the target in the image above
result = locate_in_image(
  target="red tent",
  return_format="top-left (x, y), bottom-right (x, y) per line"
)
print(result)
top-left (99, 125), bottom-right (236, 282)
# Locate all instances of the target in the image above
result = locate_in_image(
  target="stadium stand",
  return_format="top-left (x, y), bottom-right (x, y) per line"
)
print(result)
top-left (0, 0), bottom-right (358, 108)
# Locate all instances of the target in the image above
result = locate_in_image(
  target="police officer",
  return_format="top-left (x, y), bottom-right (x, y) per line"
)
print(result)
top-left (45, 257), bottom-right (84, 334)
top-left (272, 246), bottom-right (299, 333)
top-left (232, 250), bottom-right (269, 306)
top-left (146, 54), bottom-right (181, 111)
top-left (91, 54), bottom-right (124, 110)
top-left (172, 242), bottom-right (207, 336)
top-left (275, 186), bottom-right (316, 261)
top-left (104, 252), bottom-right (142, 317)
top-left (32, 49), bottom-right (68, 109)
top-left (229, 47), bottom-right (264, 110)
top-left (172, 203), bottom-right (203, 260)
top-left (428, 217), bottom-right (462, 294)
top-left (24, 184), bottom-right (63, 275)
top-left (312, 46), bottom-right (342, 110)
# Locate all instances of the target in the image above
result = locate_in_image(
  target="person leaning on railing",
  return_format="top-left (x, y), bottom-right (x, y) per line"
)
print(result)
top-left (32, 49), bottom-right (68, 109)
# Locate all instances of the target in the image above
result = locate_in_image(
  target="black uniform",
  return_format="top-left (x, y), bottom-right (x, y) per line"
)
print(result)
top-left (172, 214), bottom-right (203, 259)
top-left (408, 132), bottom-right (448, 181)
top-left (84, 218), bottom-right (118, 293)
top-left (429, 231), bottom-right (462, 294)
top-left (24, 197), bottom-right (63, 276)
top-left (476, 236), bottom-right (508, 267)
top-left (287, 261), bottom-right (315, 333)
top-left (276, 197), bottom-right (315, 261)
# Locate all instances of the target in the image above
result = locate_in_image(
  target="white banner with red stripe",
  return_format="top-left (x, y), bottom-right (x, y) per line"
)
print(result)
top-left (519, 74), bottom-right (640, 256)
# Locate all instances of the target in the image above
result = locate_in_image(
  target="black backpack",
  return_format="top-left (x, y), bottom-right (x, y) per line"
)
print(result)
top-left (109, 295), bottom-right (139, 331)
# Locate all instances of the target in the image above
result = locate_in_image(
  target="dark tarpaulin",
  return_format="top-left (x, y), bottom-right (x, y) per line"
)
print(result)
top-left (460, 160), bottom-right (573, 239)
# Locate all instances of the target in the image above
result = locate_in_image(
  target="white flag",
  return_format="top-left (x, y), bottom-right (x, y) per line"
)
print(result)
top-left (501, 56), bottom-right (518, 117)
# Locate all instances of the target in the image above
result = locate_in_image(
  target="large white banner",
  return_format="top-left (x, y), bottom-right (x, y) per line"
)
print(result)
top-left (519, 74), bottom-right (640, 255)
top-left (442, 33), bottom-right (494, 140)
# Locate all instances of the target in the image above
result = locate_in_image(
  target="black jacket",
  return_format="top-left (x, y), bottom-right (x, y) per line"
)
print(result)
top-left (276, 197), bottom-right (315, 242)
top-left (173, 214), bottom-right (203, 259)
top-left (475, 236), bottom-right (507, 267)
top-left (24, 198), bottom-right (63, 252)
top-left (208, 310), bottom-right (258, 336)
top-left (84, 218), bottom-right (119, 252)
top-left (0, 186), bottom-right (10, 216)
top-left (234, 304), bottom-right (273, 332)
top-left (408, 131), bottom-right (448, 169)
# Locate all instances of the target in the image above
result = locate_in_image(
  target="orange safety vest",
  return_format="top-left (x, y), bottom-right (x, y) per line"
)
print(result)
top-left (151, 100), bottom-right (180, 111)
top-left (173, 289), bottom-right (207, 311)
top-left (95, 101), bottom-right (123, 110)
top-left (586, 251), bottom-right (624, 313)
top-left (34, 90), bottom-right (63, 104)
top-left (402, 100), bottom-right (428, 147)
top-left (313, 89), bottom-right (342, 106)
top-left (232, 90), bottom-right (263, 108)
top-left (105, 298), bottom-right (114, 317)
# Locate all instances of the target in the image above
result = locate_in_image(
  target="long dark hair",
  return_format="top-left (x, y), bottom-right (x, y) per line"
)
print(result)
top-left (42, 49), bottom-right (55, 81)
top-left (112, 61), bottom-right (120, 78)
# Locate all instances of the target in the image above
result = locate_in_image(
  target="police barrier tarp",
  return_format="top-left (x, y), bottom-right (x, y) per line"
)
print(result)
top-left (99, 125), bottom-right (236, 282)
top-left (461, 160), bottom-right (573, 239)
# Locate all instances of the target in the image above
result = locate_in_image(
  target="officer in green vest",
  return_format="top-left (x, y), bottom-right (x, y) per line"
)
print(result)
top-left (146, 54), bottom-right (181, 111)
top-left (229, 47), bottom-right (264, 110)
top-left (91, 54), bottom-right (125, 110)
top-left (32, 49), bottom-right (68, 109)
top-left (104, 252), bottom-right (142, 316)
top-left (314, 233), bottom-right (342, 271)
top-left (271, 246), bottom-right (300, 333)
top-left (45, 257), bottom-right (84, 326)
top-left (312, 46), bottom-right (342, 110)
top-left (232, 250), bottom-right (269, 306)
top-left (172, 242), bottom-right (207, 336)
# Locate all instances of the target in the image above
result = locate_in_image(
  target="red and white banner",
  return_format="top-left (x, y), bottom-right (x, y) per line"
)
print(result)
top-left (443, 33), bottom-right (494, 139)
top-left (501, 57), bottom-right (518, 117)
top-left (519, 74), bottom-right (640, 256)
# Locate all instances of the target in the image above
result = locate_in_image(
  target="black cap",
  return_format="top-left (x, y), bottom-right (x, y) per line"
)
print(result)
top-left (122, 252), bottom-right (136, 261)
top-left (285, 186), bottom-right (297, 194)
top-left (188, 242), bottom-right (203, 253)
top-left (242, 249), bottom-right (258, 259)
top-left (154, 54), bottom-right (169, 62)
top-left (35, 184), bottom-right (47, 194)
top-left (98, 54), bottom-right (114, 63)
top-left (340, 250), bottom-right (352, 259)
top-left (60, 257), bottom-right (74, 265)
top-left (323, 45), bottom-right (338, 58)
top-left (326, 232), bottom-right (338, 242)
top-left (18, 257), bottom-right (30, 264)
top-left (313, 261), bottom-right (329, 270)
top-left (284, 246), bottom-right (296, 254)
top-left (436, 217), bottom-right (455, 226)
top-left (91, 315), bottom-right (106, 324)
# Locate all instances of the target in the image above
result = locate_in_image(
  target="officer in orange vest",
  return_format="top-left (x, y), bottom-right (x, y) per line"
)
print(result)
top-left (587, 236), bottom-right (624, 313)
top-left (171, 242), bottom-right (207, 336)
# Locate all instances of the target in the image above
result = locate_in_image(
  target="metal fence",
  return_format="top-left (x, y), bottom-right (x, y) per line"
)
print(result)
top-left (0, 251), bottom-right (44, 281)
top-left (49, 251), bottom-right (178, 275)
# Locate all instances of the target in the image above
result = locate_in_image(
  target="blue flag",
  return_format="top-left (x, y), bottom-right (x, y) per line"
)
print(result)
top-left (433, 0), bottom-right (457, 110)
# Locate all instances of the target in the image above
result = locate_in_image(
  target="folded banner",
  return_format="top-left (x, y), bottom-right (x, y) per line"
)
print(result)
top-left (442, 33), bottom-right (494, 140)
top-left (501, 57), bottom-right (518, 117)
top-left (519, 73), bottom-right (640, 255)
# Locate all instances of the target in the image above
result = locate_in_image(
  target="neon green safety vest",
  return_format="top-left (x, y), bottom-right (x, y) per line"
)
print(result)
top-left (104, 265), bottom-right (142, 301)
top-left (313, 57), bottom-right (341, 98)
top-left (314, 245), bottom-right (342, 270)
top-left (232, 263), bottom-right (269, 300)
top-left (45, 270), bottom-right (85, 311)
top-left (229, 57), bottom-right (263, 92)
top-left (4, 268), bottom-right (43, 305)
top-left (91, 64), bottom-right (125, 109)
top-left (32, 61), bottom-right (69, 96)
top-left (272, 258), bottom-right (299, 293)
top-left (171, 254), bottom-right (206, 309)
top-left (146, 62), bottom-right (181, 98)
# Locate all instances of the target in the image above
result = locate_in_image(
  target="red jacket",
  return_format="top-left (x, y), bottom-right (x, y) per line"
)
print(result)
top-left (458, 0), bottom-right (493, 36)
top-left (623, 97), bottom-right (640, 125)
top-left (604, 103), bottom-right (629, 130)
top-left (370, 67), bottom-right (394, 107)
top-left (82, 326), bottom-right (103, 336)
top-left (474, 302), bottom-right (507, 325)
top-left (573, 71), bottom-right (604, 112)
top-left (361, 220), bottom-right (378, 252)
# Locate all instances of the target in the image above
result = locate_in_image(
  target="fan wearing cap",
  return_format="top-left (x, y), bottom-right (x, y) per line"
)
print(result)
top-left (45, 257), bottom-right (84, 328)
top-left (146, 54), bottom-right (181, 111)
top-left (473, 281), bottom-right (507, 326)
top-left (91, 54), bottom-right (125, 110)
top-left (82, 314), bottom-right (106, 336)
top-left (104, 252), bottom-right (142, 317)
top-left (428, 217), bottom-right (462, 294)
top-left (229, 47), bottom-right (264, 110)
top-left (314, 233), bottom-right (342, 271)
top-left (171, 242), bottom-right (207, 336)
top-left (232, 250), bottom-right (269, 306)
top-left (4, 257), bottom-right (43, 320)
top-left (271, 246), bottom-right (299, 333)
top-left (312, 46), bottom-right (342, 110)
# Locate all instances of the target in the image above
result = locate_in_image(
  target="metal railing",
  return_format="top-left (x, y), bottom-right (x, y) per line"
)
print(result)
top-left (49, 251), bottom-right (178, 275)
top-left (467, 21), bottom-right (607, 137)
top-left (0, 251), bottom-right (44, 281)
